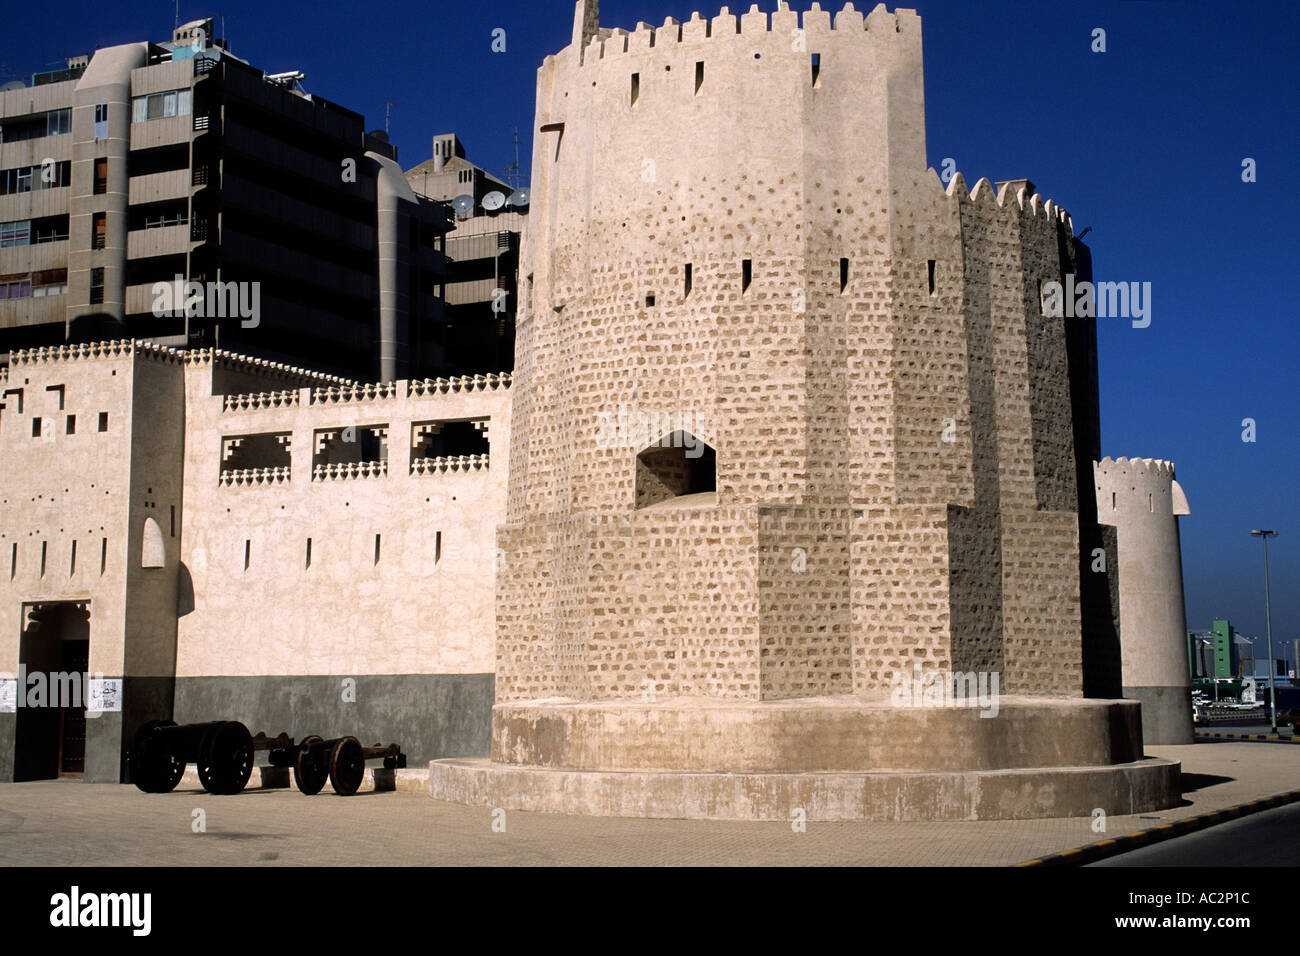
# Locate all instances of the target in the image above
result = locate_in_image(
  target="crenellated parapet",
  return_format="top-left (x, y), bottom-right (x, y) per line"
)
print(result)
top-left (9, 338), bottom-right (185, 368)
top-left (184, 347), bottom-right (352, 388)
top-left (578, 2), bottom-right (919, 65)
top-left (221, 389), bottom-right (301, 413)
top-left (942, 170), bottom-right (1074, 235)
top-left (1095, 456), bottom-right (1190, 521)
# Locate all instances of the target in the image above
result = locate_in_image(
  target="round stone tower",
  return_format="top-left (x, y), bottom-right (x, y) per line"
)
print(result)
top-left (1095, 457), bottom-right (1194, 744)
top-left (431, 0), bottom-right (1182, 821)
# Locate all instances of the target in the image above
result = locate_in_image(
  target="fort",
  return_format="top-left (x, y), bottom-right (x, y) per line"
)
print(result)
top-left (0, 1), bottom-right (1193, 816)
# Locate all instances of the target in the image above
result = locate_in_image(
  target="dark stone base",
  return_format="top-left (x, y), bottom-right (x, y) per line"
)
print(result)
top-left (1124, 684), bottom-right (1195, 745)
top-left (173, 673), bottom-right (494, 766)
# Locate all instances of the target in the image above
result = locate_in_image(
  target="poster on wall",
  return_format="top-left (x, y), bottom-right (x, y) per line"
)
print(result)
top-left (86, 677), bottom-right (123, 714)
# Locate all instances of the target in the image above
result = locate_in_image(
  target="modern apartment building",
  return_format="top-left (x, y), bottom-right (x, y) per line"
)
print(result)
top-left (0, 18), bottom-right (452, 381)
top-left (407, 133), bottom-right (526, 376)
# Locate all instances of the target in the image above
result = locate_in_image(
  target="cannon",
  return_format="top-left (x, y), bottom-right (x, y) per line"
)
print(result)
top-left (292, 736), bottom-right (406, 796)
top-left (128, 720), bottom-right (256, 795)
top-left (129, 721), bottom-right (404, 796)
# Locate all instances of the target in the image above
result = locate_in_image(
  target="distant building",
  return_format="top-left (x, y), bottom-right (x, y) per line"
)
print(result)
top-left (0, 18), bottom-right (452, 382)
top-left (406, 133), bottom-right (526, 376)
top-left (1187, 619), bottom-right (1238, 679)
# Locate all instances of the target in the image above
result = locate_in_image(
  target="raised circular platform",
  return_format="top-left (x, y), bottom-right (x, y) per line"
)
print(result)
top-left (428, 756), bottom-right (1181, 821)
top-left (428, 696), bottom-right (1183, 821)
top-left (491, 695), bottom-right (1150, 772)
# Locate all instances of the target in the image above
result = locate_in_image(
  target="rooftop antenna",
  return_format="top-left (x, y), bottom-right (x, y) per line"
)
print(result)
top-left (496, 125), bottom-right (524, 190)
top-left (215, 12), bottom-right (232, 50)
top-left (174, 0), bottom-right (180, 31)
top-left (383, 98), bottom-right (396, 136)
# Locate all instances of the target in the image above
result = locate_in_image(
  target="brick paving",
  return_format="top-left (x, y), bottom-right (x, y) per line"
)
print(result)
top-left (0, 741), bottom-right (1294, 866)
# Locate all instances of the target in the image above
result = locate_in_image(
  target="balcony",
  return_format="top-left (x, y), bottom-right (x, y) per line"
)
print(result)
top-left (128, 169), bottom-right (190, 205)
top-left (127, 223), bottom-right (189, 259)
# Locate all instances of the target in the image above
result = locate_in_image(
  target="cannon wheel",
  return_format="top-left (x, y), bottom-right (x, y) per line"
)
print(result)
top-left (328, 736), bottom-right (365, 796)
top-left (196, 721), bottom-right (254, 795)
top-left (129, 720), bottom-right (183, 793)
top-left (294, 736), bottom-right (328, 795)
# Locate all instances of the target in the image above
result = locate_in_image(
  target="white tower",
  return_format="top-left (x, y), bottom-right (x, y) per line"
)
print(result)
top-left (1095, 457), bottom-right (1193, 744)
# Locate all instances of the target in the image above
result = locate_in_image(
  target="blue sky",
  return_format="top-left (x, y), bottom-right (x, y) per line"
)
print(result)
top-left (4, 1), bottom-right (1295, 660)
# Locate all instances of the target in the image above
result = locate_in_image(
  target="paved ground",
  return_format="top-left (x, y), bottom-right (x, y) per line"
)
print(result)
top-left (0, 741), bottom-right (1295, 866)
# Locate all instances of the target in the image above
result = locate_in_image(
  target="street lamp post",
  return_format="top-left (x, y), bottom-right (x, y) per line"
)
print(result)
top-left (1250, 530), bottom-right (1278, 733)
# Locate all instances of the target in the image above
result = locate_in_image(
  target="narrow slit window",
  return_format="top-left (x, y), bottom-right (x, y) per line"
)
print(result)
top-left (169, 504), bottom-right (175, 537)
top-left (695, 61), bottom-right (704, 94)
top-left (811, 52), bottom-right (821, 86)
top-left (40, 541), bottom-right (47, 577)
top-left (1111, 492), bottom-right (1116, 511)
top-left (840, 257), bottom-right (849, 293)
top-left (1148, 493), bottom-right (1153, 513)
top-left (69, 540), bottom-right (77, 576)
top-left (374, 533), bottom-right (382, 565)
top-left (243, 539), bottom-right (250, 571)
top-left (927, 260), bottom-right (937, 295)
top-left (684, 262), bottom-right (693, 297)
top-left (742, 258), bottom-right (752, 292)
top-left (305, 537), bottom-right (312, 569)
top-left (10, 542), bottom-right (16, 579)
top-left (435, 531), bottom-right (442, 564)
top-left (100, 537), bottom-right (107, 574)
top-left (630, 72), bottom-right (640, 106)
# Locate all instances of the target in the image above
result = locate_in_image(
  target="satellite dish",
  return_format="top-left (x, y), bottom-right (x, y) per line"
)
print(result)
top-left (451, 194), bottom-right (474, 216)
top-left (507, 187), bottom-right (530, 208)
top-left (481, 190), bottom-right (506, 211)
top-left (0, 80), bottom-right (24, 92)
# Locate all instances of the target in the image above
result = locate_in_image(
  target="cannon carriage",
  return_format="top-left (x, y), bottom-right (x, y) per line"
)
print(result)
top-left (129, 720), bottom-right (404, 796)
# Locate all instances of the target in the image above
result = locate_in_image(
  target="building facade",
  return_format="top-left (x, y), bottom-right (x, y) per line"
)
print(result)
top-left (407, 133), bottom-right (527, 377)
top-left (0, 340), bottom-right (508, 781)
top-left (0, 19), bottom-right (451, 382)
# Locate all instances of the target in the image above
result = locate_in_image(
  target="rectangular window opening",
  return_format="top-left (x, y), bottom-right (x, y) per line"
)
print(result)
top-left (840, 257), bottom-right (849, 294)
top-left (169, 504), bottom-right (175, 537)
top-left (927, 259), bottom-right (937, 296)
top-left (65, 415), bottom-right (75, 434)
top-left (40, 541), bottom-right (47, 577)
top-left (305, 537), bottom-right (312, 570)
top-left (93, 158), bottom-right (108, 195)
top-left (374, 533), bottom-right (382, 565)
top-left (92, 213), bottom-right (107, 250)
top-left (684, 262), bottom-right (693, 297)
top-left (243, 539), bottom-right (250, 571)
top-left (69, 539), bottom-right (76, 576)
top-left (10, 542), bottom-right (16, 580)
top-left (435, 531), bottom-right (442, 565)
top-left (98, 411), bottom-right (109, 432)
top-left (100, 537), bottom-right (107, 575)
top-left (645, 293), bottom-right (655, 308)
top-left (811, 52), bottom-right (821, 86)
top-left (695, 61), bottom-right (704, 94)
top-left (630, 72), bottom-right (640, 106)
top-left (742, 258), bottom-right (752, 293)
top-left (31, 417), bottom-right (41, 438)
